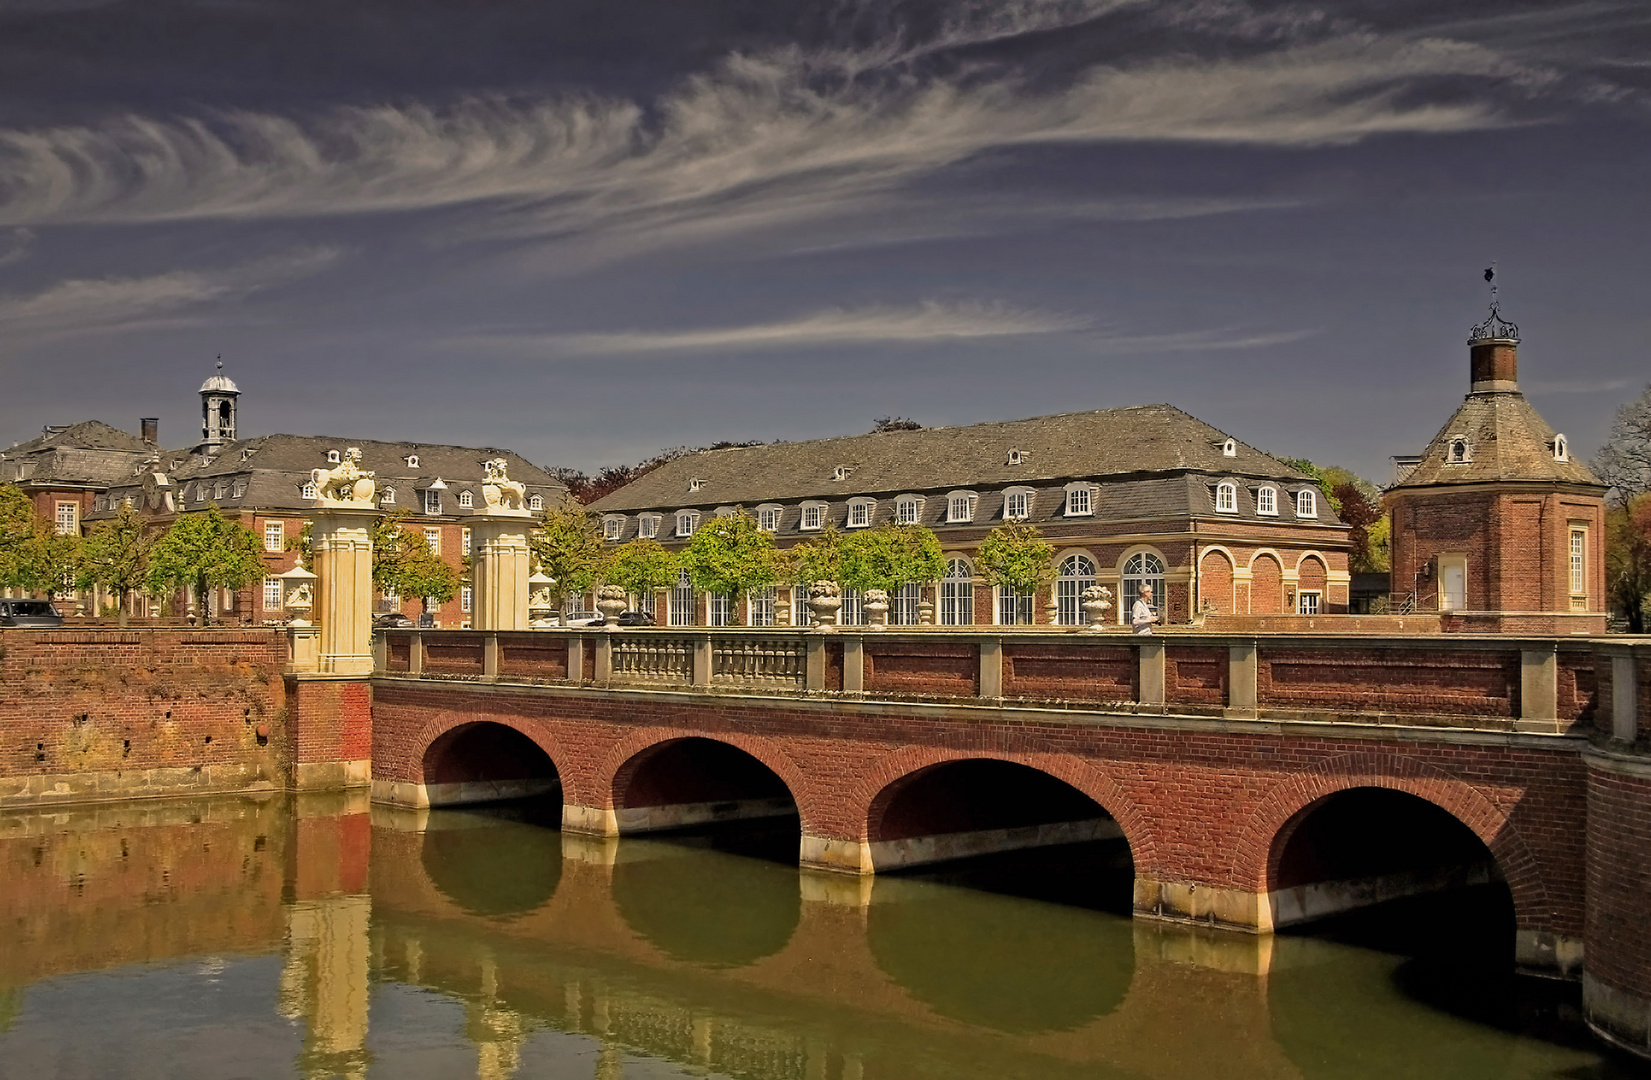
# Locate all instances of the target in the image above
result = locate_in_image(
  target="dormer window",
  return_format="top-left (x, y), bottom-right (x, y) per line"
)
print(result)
top-left (424, 489), bottom-right (441, 515)
top-left (240, 448), bottom-right (254, 462)
top-left (457, 490), bottom-right (472, 509)
top-left (1007, 448), bottom-right (1026, 467)
top-left (714, 506), bottom-right (736, 519)
top-left (800, 502), bottom-right (826, 531)
top-left (689, 478), bottom-right (705, 493)
top-left (1296, 489), bottom-right (1317, 518)
top-left (756, 504), bottom-right (782, 532)
top-left (1063, 482), bottom-right (1095, 517)
top-left (676, 510), bottom-right (700, 537)
top-left (1003, 487), bottom-right (1034, 520)
top-left (232, 480), bottom-right (246, 499)
top-left (847, 497), bottom-right (875, 528)
top-left (326, 449), bottom-right (341, 464)
top-left (1553, 434), bottom-right (1569, 462)
top-left (405, 455), bottom-right (419, 468)
top-left (1222, 439), bottom-right (1237, 457)
top-left (832, 465), bottom-right (850, 482)
top-left (602, 515), bottom-right (624, 541)
top-left (302, 481), bottom-right (318, 500)
top-left (638, 513), bottom-right (660, 539)
top-left (946, 490), bottom-right (978, 523)
top-left (1447, 437), bottom-right (1471, 464)
top-left (1215, 481), bottom-right (1238, 514)
top-left (377, 487), bottom-right (393, 506)
top-left (1257, 485), bottom-right (1278, 516)
top-left (895, 495), bottom-right (924, 525)
top-left (528, 494), bottom-right (543, 511)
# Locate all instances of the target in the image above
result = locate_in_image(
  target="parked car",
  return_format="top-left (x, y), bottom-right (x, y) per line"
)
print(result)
top-left (572, 610), bottom-right (655, 627)
top-left (373, 613), bottom-right (415, 630)
top-left (0, 599), bottom-right (64, 628)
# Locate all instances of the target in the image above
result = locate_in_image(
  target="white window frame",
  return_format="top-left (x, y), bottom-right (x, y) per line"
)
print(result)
top-left (638, 514), bottom-right (660, 540)
top-left (941, 557), bottom-right (974, 626)
top-left (461, 585), bottom-right (473, 614)
top-left (995, 584), bottom-right (1034, 625)
top-left (1055, 553), bottom-right (1097, 626)
top-left (424, 489), bottom-right (441, 516)
top-left (1296, 489), bottom-right (1317, 518)
top-left (676, 510), bottom-right (700, 537)
top-left (458, 491), bottom-right (473, 509)
top-left (800, 502), bottom-right (826, 531)
top-left (1006, 448), bottom-right (1025, 466)
top-left (528, 494), bottom-right (543, 512)
top-left (264, 522), bottom-right (284, 552)
top-left (1002, 487), bottom-right (1034, 521)
top-left (423, 527), bottom-right (441, 556)
top-left (946, 490), bottom-right (978, 524)
top-left (1554, 434), bottom-right (1569, 462)
top-left (232, 480), bottom-right (246, 499)
top-left (748, 586), bottom-right (775, 627)
top-left (1222, 438), bottom-right (1237, 457)
top-left (461, 528), bottom-right (471, 558)
top-left (195, 484), bottom-right (206, 503)
top-left (894, 495), bottom-right (924, 525)
top-left (756, 505), bottom-right (782, 533)
top-left (1256, 486), bottom-right (1278, 516)
top-left (1215, 481), bottom-right (1238, 514)
top-left (1121, 551), bottom-right (1166, 623)
top-left (406, 454), bottom-right (419, 468)
top-left (301, 481), bottom-right (318, 500)
top-left (669, 568), bottom-right (696, 626)
top-left (1448, 437), bottom-right (1471, 464)
top-left (1570, 526), bottom-right (1587, 597)
top-left (1063, 483), bottom-right (1094, 517)
top-left (602, 516), bottom-right (624, 541)
top-left (381, 487), bottom-right (396, 506)
top-left (326, 449), bottom-right (341, 464)
top-left (263, 577), bottom-right (283, 611)
top-left (847, 498), bottom-right (875, 528)
top-left (1297, 590), bottom-right (1321, 615)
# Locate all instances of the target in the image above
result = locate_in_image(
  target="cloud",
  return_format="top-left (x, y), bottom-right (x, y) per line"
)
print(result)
top-left (0, 13), bottom-right (1553, 264)
top-left (0, 246), bottom-right (342, 337)
top-left (0, 227), bottom-right (32, 267)
top-left (473, 300), bottom-right (1092, 355)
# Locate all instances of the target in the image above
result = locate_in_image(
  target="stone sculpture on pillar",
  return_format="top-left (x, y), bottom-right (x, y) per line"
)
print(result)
top-left (310, 453), bottom-right (381, 676)
top-left (471, 459), bottom-right (534, 632)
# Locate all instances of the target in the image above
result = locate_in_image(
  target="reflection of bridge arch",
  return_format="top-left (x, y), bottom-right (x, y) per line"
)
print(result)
top-left (1231, 753), bottom-right (1553, 939)
top-left (854, 746), bottom-right (1156, 873)
top-left (412, 714), bottom-right (567, 808)
top-left (601, 729), bottom-right (808, 836)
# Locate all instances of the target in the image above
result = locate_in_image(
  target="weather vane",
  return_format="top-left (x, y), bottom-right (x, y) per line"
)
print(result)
top-left (1470, 262), bottom-right (1518, 343)
top-left (1484, 262), bottom-right (1498, 307)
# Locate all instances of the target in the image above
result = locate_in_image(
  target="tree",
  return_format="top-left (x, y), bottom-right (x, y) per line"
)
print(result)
top-left (677, 510), bottom-right (787, 625)
top-left (0, 486), bottom-right (81, 598)
top-left (787, 523), bottom-right (846, 588)
top-left (1280, 458), bottom-right (1344, 516)
top-left (372, 512), bottom-right (459, 617)
top-left (871, 416), bottom-right (923, 432)
top-left (78, 503), bottom-right (155, 625)
top-left (1605, 494), bottom-right (1651, 633)
top-left (973, 522), bottom-right (1056, 601)
top-left (145, 505), bottom-right (265, 624)
top-left (604, 538), bottom-right (679, 611)
top-left (1332, 483), bottom-right (1387, 572)
top-left (839, 522), bottom-right (945, 594)
top-left (528, 499), bottom-right (608, 621)
top-left (1592, 383), bottom-right (1651, 500)
top-left (0, 486), bottom-right (35, 574)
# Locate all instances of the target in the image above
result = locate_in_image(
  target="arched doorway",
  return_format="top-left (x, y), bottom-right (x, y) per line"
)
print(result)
top-left (1251, 553), bottom-right (1283, 614)
top-left (1120, 552), bottom-right (1165, 623)
top-left (1200, 550), bottom-right (1234, 614)
top-left (940, 557), bottom-right (975, 626)
top-left (1055, 554), bottom-right (1096, 626)
top-left (612, 737), bottom-right (799, 840)
top-left (420, 722), bottom-right (559, 807)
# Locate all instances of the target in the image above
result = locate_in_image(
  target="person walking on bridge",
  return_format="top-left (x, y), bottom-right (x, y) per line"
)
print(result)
top-left (1132, 585), bottom-right (1158, 635)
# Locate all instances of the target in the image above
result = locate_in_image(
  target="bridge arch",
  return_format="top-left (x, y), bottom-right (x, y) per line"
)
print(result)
top-left (1230, 752), bottom-right (1554, 936)
top-left (413, 714), bottom-right (566, 808)
top-left (602, 729), bottom-right (807, 836)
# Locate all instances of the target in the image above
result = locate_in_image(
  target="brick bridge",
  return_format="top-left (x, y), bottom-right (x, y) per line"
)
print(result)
top-left (329, 626), bottom-right (1651, 1058)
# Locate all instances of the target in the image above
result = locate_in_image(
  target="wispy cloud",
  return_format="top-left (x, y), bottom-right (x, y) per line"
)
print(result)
top-left (0, 246), bottom-right (342, 338)
top-left (0, 226), bottom-right (32, 267)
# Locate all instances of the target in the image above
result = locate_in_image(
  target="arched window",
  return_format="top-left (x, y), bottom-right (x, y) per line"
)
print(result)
top-left (1121, 551), bottom-right (1165, 622)
top-left (326, 449), bottom-right (341, 464)
top-left (847, 498), bottom-right (876, 528)
top-left (1256, 485), bottom-right (1277, 516)
top-left (528, 494), bottom-right (543, 512)
top-left (1002, 486), bottom-right (1034, 520)
top-left (301, 481), bottom-right (318, 500)
top-left (1296, 489), bottom-right (1317, 518)
top-left (940, 557), bottom-right (974, 626)
top-left (895, 495), bottom-right (924, 525)
top-left (457, 490), bottom-right (472, 508)
top-left (1448, 438), bottom-right (1470, 463)
top-left (1055, 554), bottom-right (1096, 626)
top-left (1222, 438), bottom-right (1236, 457)
top-left (755, 504), bottom-right (782, 532)
top-left (799, 501), bottom-right (827, 531)
top-left (602, 515), bottom-right (624, 541)
top-left (1554, 434), bottom-right (1569, 461)
top-left (946, 490), bottom-right (978, 523)
top-left (381, 487), bottom-right (396, 506)
top-left (1215, 481), bottom-right (1237, 513)
top-left (669, 568), bottom-right (696, 626)
top-left (676, 510), bottom-right (700, 537)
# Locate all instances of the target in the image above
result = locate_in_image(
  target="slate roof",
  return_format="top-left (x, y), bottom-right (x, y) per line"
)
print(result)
top-left (3, 420), bottom-right (150, 456)
top-left (0, 421), bottom-right (154, 487)
top-left (590, 404), bottom-right (1311, 512)
top-left (1391, 390), bottom-right (1604, 490)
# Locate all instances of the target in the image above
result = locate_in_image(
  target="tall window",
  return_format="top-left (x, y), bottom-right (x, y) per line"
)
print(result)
top-left (941, 558), bottom-right (974, 626)
top-left (895, 497), bottom-right (922, 525)
top-left (264, 521), bottom-right (284, 552)
top-left (749, 586), bottom-right (775, 627)
top-left (638, 515), bottom-right (659, 539)
top-left (461, 585), bottom-right (473, 614)
top-left (263, 577), bottom-right (282, 611)
top-left (603, 516), bottom-right (623, 541)
top-left (1067, 486), bottom-right (1092, 516)
top-left (1055, 554), bottom-right (1097, 625)
top-left (424, 528), bottom-right (441, 556)
top-left (1296, 490), bottom-right (1317, 518)
top-left (1215, 482), bottom-right (1237, 513)
top-left (891, 582), bottom-right (922, 625)
top-left (840, 588), bottom-right (865, 626)
top-left (848, 500), bottom-right (873, 528)
top-left (676, 511), bottom-right (700, 537)
top-left (424, 489), bottom-right (440, 515)
top-left (461, 528), bottom-right (471, 557)
top-left (792, 584), bottom-right (812, 626)
top-left (996, 585), bottom-right (1033, 625)
top-left (1570, 528), bottom-right (1587, 596)
top-left (1256, 486), bottom-right (1277, 516)
top-left (669, 568), bottom-right (696, 626)
top-left (947, 492), bottom-right (977, 523)
top-left (54, 501), bottom-right (78, 536)
top-left (801, 504), bottom-right (824, 531)
top-left (1003, 489), bottom-right (1031, 520)
top-left (757, 506), bottom-right (781, 532)
top-left (709, 592), bottom-right (734, 626)
top-left (1122, 552), bottom-right (1166, 621)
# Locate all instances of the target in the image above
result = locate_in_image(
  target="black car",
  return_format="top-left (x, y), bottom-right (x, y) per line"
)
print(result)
top-left (0, 599), bottom-right (63, 628)
top-left (573, 610), bottom-right (655, 627)
top-left (373, 613), bottom-right (416, 630)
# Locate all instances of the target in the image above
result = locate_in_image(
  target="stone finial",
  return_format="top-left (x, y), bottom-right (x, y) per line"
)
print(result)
top-left (1081, 584), bottom-right (1113, 632)
top-left (481, 458), bottom-right (528, 511)
top-left (806, 580), bottom-right (842, 631)
top-left (310, 447), bottom-right (377, 507)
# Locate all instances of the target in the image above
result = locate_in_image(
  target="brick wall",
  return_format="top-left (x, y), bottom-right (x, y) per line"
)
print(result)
top-left (1584, 753), bottom-right (1651, 1054)
top-left (0, 628), bottom-right (288, 807)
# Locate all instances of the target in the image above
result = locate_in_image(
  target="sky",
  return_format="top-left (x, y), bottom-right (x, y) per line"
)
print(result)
top-left (1, 0), bottom-right (1648, 485)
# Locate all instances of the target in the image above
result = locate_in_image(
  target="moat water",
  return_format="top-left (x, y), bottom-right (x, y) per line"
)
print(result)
top-left (0, 794), bottom-right (1639, 1080)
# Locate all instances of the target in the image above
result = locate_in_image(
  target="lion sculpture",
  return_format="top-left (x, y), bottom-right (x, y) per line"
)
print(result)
top-left (481, 458), bottom-right (527, 511)
top-left (310, 447), bottom-right (376, 505)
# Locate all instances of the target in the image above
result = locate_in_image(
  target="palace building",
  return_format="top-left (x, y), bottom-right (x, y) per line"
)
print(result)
top-left (588, 404), bottom-right (1353, 627)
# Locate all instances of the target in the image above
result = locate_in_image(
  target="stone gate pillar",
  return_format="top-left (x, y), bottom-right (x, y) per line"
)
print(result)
top-left (470, 463), bottom-right (535, 631)
top-left (313, 508), bottom-right (379, 675)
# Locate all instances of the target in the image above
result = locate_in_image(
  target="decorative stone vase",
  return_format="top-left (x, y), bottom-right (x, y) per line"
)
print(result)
top-left (1080, 584), bottom-right (1113, 633)
top-left (774, 592), bottom-right (792, 627)
top-left (807, 580), bottom-right (841, 631)
top-left (864, 588), bottom-right (890, 630)
top-left (1043, 598), bottom-right (1058, 627)
top-left (595, 584), bottom-right (629, 628)
top-left (918, 598), bottom-right (935, 626)
top-left (528, 571), bottom-right (556, 628)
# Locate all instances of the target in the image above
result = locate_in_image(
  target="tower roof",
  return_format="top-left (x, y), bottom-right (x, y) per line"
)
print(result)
top-left (1391, 390), bottom-right (1602, 490)
top-left (200, 361), bottom-right (238, 394)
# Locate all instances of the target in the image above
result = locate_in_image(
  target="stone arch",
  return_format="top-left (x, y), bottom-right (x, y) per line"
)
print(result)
top-left (598, 726), bottom-right (814, 831)
top-left (850, 744), bottom-right (1158, 872)
top-left (1229, 752), bottom-right (1554, 933)
top-left (1249, 551), bottom-right (1284, 614)
top-left (410, 711), bottom-right (568, 787)
top-left (1199, 548), bottom-right (1235, 614)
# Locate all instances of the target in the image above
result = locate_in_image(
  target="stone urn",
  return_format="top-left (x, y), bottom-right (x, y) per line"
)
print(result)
top-left (1043, 598), bottom-right (1058, 627)
top-left (918, 597), bottom-right (935, 626)
top-left (807, 580), bottom-right (841, 631)
top-left (774, 591), bottom-right (792, 627)
top-left (528, 571), bottom-right (556, 628)
top-left (1080, 584), bottom-right (1113, 633)
top-left (595, 584), bottom-right (629, 628)
top-left (863, 588), bottom-right (890, 630)
top-left (280, 564), bottom-right (318, 627)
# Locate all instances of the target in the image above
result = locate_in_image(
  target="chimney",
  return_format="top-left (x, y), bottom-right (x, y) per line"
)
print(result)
top-left (140, 418), bottom-right (159, 446)
top-left (1467, 304), bottom-right (1519, 393)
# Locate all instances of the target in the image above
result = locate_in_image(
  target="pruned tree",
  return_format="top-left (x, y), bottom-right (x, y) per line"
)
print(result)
top-left (78, 503), bottom-right (155, 625)
top-left (839, 522), bottom-right (944, 594)
top-left (1592, 383), bottom-right (1651, 500)
top-left (871, 416), bottom-right (923, 432)
top-left (787, 523), bottom-right (846, 588)
top-left (974, 522), bottom-right (1055, 602)
top-left (372, 512), bottom-right (459, 618)
top-left (528, 499), bottom-right (608, 622)
top-left (604, 538), bottom-right (679, 612)
top-left (0, 486), bottom-right (82, 598)
top-left (145, 505), bottom-right (265, 624)
top-left (677, 509), bottom-right (787, 625)
top-left (1606, 494), bottom-right (1651, 633)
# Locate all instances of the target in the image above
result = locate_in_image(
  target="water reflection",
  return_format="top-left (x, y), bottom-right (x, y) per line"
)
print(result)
top-left (0, 795), bottom-right (1636, 1080)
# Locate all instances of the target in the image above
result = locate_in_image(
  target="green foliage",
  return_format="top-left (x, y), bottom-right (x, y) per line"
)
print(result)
top-left (1330, 482), bottom-right (1387, 573)
top-left (1365, 514), bottom-right (1391, 574)
top-left (286, 520), bottom-right (314, 570)
top-left (145, 505), bottom-right (265, 623)
top-left (78, 504), bottom-right (155, 625)
top-left (373, 512), bottom-right (459, 614)
top-left (787, 523), bottom-right (845, 586)
top-left (839, 522), bottom-right (945, 593)
top-left (605, 539), bottom-right (679, 602)
top-left (528, 499), bottom-right (608, 610)
top-left (1606, 493), bottom-right (1651, 633)
top-left (677, 510), bottom-right (787, 624)
top-left (0, 485), bottom-right (79, 595)
top-left (1280, 458), bottom-right (1344, 516)
top-left (974, 522), bottom-right (1055, 596)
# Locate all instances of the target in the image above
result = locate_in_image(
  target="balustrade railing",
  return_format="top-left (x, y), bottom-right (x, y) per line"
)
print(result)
top-left (612, 637), bottom-right (693, 683)
top-left (711, 637), bottom-right (807, 688)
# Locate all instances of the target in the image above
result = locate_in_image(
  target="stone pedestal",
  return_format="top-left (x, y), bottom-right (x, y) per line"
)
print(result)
top-left (471, 509), bottom-right (534, 631)
top-left (312, 508), bottom-right (378, 676)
